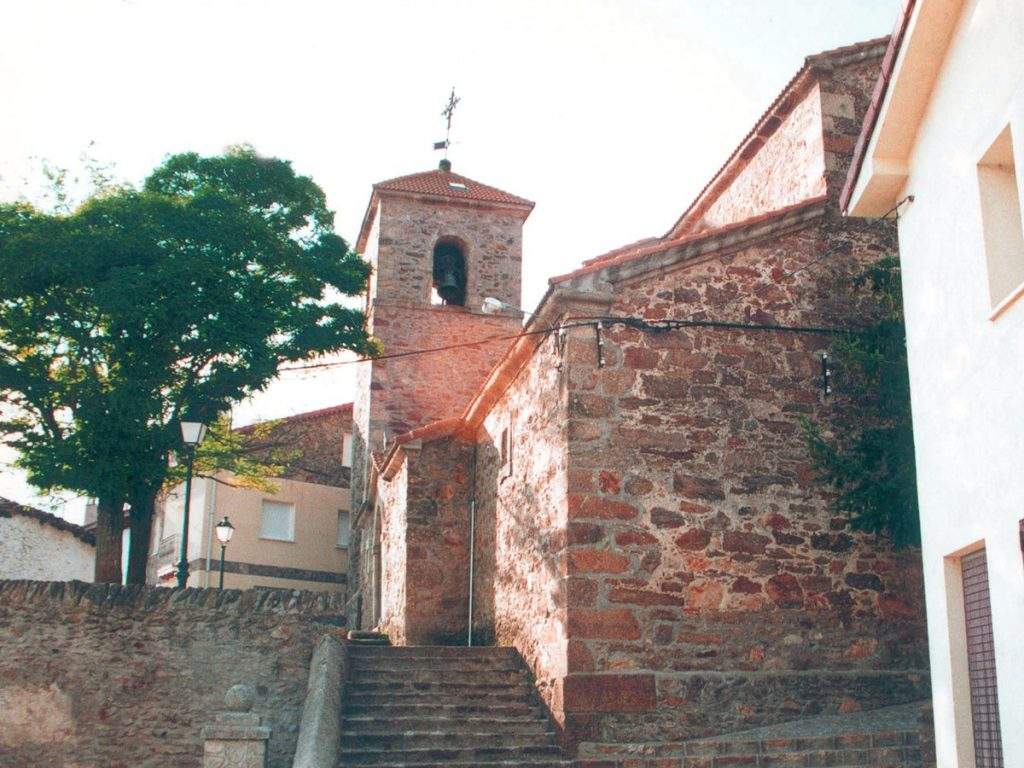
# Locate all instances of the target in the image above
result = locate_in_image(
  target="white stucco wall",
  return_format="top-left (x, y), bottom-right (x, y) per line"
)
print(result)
top-left (892, 1), bottom-right (1024, 764)
top-left (0, 515), bottom-right (94, 581)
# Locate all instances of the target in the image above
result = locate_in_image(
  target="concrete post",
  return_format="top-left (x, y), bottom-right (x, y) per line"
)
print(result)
top-left (202, 684), bottom-right (271, 768)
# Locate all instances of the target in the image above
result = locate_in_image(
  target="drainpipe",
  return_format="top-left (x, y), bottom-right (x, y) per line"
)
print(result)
top-left (467, 442), bottom-right (479, 646)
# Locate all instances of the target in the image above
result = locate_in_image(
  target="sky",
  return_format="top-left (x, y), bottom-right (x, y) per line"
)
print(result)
top-left (0, 0), bottom-right (901, 520)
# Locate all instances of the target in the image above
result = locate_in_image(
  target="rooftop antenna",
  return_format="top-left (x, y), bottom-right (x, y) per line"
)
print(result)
top-left (434, 87), bottom-right (460, 170)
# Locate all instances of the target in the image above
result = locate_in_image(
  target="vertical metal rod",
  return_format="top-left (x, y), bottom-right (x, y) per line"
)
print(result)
top-left (467, 499), bottom-right (476, 647)
top-left (218, 544), bottom-right (226, 589)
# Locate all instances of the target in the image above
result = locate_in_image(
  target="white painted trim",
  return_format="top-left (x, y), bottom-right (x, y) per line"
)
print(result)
top-left (988, 277), bottom-right (1024, 321)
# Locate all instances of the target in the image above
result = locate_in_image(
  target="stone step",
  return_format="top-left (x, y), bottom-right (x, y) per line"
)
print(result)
top-left (348, 645), bottom-right (517, 659)
top-left (340, 760), bottom-right (573, 768)
top-left (346, 679), bottom-right (534, 697)
top-left (345, 689), bottom-right (534, 708)
top-left (341, 731), bottom-right (555, 751)
top-left (350, 669), bottom-right (528, 686)
top-left (344, 701), bottom-right (542, 718)
top-left (339, 744), bottom-right (566, 767)
top-left (343, 715), bottom-right (552, 736)
top-left (351, 656), bottom-right (524, 673)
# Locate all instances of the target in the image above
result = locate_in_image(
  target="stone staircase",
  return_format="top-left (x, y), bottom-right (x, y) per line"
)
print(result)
top-left (338, 644), bottom-right (572, 767)
top-left (576, 702), bottom-right (931, 768)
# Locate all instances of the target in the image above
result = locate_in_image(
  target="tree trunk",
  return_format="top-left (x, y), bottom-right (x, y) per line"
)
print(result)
top-left (93, 496), bottom-right (124, 583)
top-left (126, 491), bottom-right (157, 585)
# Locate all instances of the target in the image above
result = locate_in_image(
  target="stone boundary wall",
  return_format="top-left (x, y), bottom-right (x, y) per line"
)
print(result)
top-left (0, 580), bottom-right (345, 768)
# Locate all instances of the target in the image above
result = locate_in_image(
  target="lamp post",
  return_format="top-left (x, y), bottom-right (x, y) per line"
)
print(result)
top-left (215, 516), bottom-right (234, 589)
top-left (176, 420), bottom-right (208, 589)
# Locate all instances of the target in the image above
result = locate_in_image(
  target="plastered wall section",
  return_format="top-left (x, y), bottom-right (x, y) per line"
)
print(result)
top-left (0, 516), bottom-right (93, 581)
top-left (889, 1), bottom-right (1024, 764)
top-left (0, 581), bottom-right (345, 768)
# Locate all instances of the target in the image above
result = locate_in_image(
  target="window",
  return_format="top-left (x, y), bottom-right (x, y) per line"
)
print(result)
top-left (431, 239), bottom-right (467, 306)
top-left (342, 432), bottom-right (353, 468)
top-left (337, 510), bottom-right (351, 548)
top-left (960, 548), bottom-right (1004, 767)
top-left (977, 125), bottom-right (1024, 311)
top-left (260, 500), bottom-right (295, 541)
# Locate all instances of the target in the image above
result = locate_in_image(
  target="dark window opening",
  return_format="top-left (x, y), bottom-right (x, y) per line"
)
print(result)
top-left (432, 240), bottom-right (467, 306)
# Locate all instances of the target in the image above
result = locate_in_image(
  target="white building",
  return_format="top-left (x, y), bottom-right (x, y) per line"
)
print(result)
top-left (843, 1), bottom-right (1023, 765)
top-left (0, 497), bottom-right (95, 581)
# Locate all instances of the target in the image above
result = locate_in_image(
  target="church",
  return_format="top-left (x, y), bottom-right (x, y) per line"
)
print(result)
top-left (344, 36), bottom-right (930, 759)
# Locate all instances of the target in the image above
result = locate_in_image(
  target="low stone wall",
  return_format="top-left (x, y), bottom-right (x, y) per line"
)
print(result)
top-left (0, 580), bottom-right (344, 768)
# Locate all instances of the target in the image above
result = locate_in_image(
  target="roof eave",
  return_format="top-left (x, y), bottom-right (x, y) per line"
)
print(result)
top-left (843, 0), bottom-right (965, 216)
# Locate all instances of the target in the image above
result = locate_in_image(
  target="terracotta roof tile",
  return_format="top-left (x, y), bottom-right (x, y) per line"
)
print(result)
top-left (374, 169), bottom-right (534, 209)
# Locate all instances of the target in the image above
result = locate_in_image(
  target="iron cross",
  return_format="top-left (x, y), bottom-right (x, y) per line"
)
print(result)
top-left (435, 87), bottom-right (460, 155)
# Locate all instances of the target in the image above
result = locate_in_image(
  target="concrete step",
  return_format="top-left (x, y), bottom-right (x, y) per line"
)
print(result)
top-left (343, 715), bottom-right (552, 737)
top-left (339, 744), bottom-right (566, 767)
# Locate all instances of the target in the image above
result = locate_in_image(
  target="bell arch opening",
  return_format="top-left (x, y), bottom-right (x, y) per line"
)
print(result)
top-left (431, 239), bottom-right (467, 306)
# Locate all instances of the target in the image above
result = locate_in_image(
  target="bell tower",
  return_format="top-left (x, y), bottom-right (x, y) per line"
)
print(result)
top-left (350, 161), bottom-right (534, 508)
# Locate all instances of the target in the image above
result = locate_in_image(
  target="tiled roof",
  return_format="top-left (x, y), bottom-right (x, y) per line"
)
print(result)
top-left (0, 497), bottom-right (95, 545)
top-left (550, 195), bottom-right (828, 284)
top-left (373, 169), bottom-right (534, 209)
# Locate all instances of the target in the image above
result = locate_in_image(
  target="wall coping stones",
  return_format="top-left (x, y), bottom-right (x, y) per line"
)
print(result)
top-left (0, 579), bottom-right (347, 618)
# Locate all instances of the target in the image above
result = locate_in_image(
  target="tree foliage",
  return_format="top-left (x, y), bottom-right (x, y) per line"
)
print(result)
top-left (0, 147), bottom-right (375, 580)
top-left (802, 255), bottom-right (920, 548)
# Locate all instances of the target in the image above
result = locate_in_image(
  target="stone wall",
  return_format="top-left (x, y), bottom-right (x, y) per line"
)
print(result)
top-left (474, 331), bottom-right (570, 723)
top-left (0, 580), bottom-right (344, 768)
top-left (555, 210), bottom-right (929, 748)
top-left (368, 302), bottom-right (519, 440)
top-left (376, 459), bottom-right (408, 643)
top-left (374, 196), bottom-right (526, 310)
top-left (692, 82), bottom-right (827, 234)
top-left (402, 437), bottom-right (475, 645)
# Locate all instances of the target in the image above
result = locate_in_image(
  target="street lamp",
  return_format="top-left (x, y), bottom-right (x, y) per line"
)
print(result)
top-left (481, 296), bottom-right (531, 317)
top-left (215, 516), bottom-right (234, 589)
top-left (175, 419), bottom-right (208, 589)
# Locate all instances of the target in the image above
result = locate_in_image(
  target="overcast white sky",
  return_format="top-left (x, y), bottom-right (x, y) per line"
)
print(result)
top-left (0, 0), bottom-right (901, 519)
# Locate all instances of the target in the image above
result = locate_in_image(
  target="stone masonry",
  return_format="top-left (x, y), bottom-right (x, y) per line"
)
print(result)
top-left (0, 580), bottom-right (344, 768)
top-left (351, 36), bottom-right (929, 759)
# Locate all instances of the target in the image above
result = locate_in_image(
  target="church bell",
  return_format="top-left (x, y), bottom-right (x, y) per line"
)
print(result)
top-left (436, 268), bottom-right (462, 304)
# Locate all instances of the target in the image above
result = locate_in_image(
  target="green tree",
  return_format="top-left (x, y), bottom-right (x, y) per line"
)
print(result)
top-left (0, 147), bottom-right (376, 582)
top-left (802, 255), bottom-right (921, 548)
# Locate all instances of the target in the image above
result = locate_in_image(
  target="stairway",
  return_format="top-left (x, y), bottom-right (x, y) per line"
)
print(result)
top-left (339, 644), bottom-right (573, 767)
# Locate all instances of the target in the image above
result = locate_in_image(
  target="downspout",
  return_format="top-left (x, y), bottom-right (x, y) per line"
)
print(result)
top-left (467, 442), bottom-right (478, 646)
top-left (203, 476), bottom-right (218, 588)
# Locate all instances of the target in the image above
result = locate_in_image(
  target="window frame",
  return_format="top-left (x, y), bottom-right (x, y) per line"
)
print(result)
top-left (259, 500), bottom-right (296, 542)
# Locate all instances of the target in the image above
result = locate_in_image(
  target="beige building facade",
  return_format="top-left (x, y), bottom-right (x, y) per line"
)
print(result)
top-left (844, 1), bottom-right (1024, 765)
top-left (147, 404), bottom-right (353, 593)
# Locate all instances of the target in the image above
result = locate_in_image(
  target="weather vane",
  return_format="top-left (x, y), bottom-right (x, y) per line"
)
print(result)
top-left (433, 87), bottom-right (460, 159)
